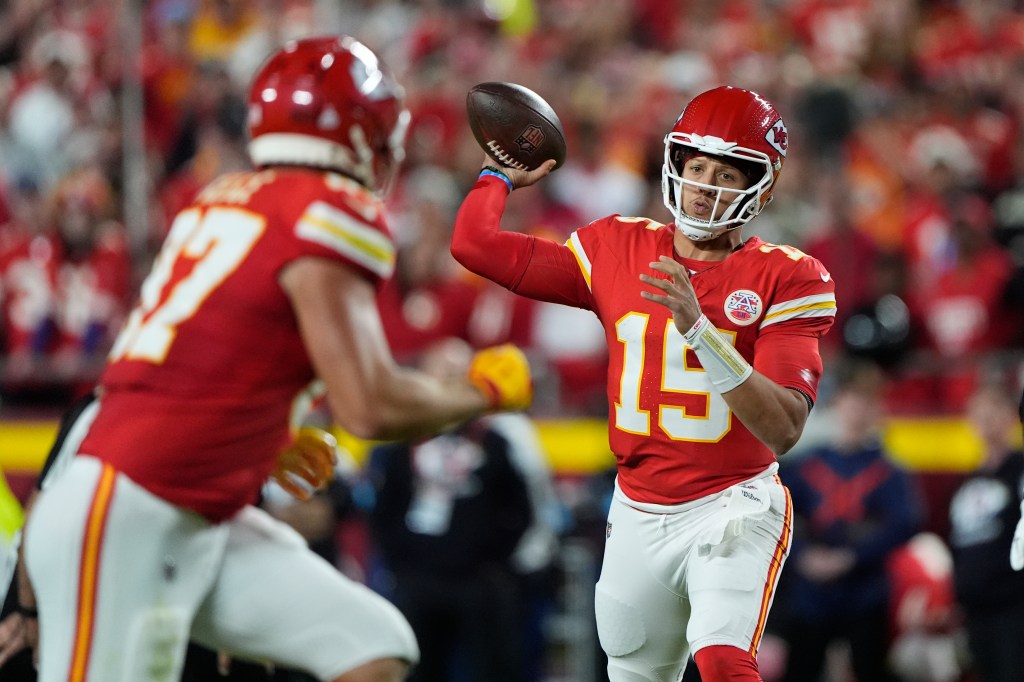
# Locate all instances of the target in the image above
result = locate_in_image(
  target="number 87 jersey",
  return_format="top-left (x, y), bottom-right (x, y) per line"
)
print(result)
top-left (567, 216), bottom-right (836, 505)
top-left (81, 169), bottom-right (395, 522)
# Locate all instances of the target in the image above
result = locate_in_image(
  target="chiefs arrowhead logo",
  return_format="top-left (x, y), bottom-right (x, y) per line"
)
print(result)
top-left (765, 119), bottom-right (788, 157)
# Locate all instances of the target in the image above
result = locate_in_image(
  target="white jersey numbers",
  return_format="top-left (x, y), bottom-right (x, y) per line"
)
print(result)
top-left (758, 242), bottom-right (808, 261)
top-left (615, 312), bottom-right (733, 442)
top-left (109, 207), bottom-right (265, 364)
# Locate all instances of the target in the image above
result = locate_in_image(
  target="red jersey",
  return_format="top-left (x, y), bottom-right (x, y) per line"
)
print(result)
top-left (81, 169), bottom-right (396, 521)
top-left (454, 177), bottom-right (836, 504)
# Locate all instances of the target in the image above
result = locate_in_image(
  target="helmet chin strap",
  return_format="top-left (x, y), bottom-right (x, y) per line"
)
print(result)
top-left (676, 217), bottom-right (741, 242)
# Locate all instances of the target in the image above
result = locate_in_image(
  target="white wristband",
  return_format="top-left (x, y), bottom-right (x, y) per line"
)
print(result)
top-left (684, 314), bottom-right (753, 394)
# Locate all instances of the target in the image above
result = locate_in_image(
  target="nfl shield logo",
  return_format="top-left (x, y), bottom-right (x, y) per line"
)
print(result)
top-left (516, 125), bottom-right (545, 154)
top-left (606, 522), bottom-right (612, 539)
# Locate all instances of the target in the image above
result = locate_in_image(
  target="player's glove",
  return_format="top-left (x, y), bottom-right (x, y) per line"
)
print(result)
top-left (468, 344), bottom-right (533, 411)
top-left (1010, 499), bottom-right (1024, 571)
top-left (272, 426), bottom-right (338, 501)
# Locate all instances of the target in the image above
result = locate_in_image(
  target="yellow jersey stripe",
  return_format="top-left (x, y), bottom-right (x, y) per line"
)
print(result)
top-left (566, 232), bottom-right (592, 290)
top-left (760, 304), bottom-right (837, 329)
top-left (296, 201), bottom-right (395, 279)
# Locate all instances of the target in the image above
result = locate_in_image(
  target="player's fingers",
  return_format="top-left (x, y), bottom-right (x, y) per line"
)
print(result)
top-left (649, 257), bottom-right (689, 280)
top-left (218, 652), bottom-right (232, 675)
top-left (523, 159), bottom-right (557, 185)
top-left (278, 474), bottom-right (313, 501)
top-left (639, 273), bottom-right (669, 294)
top-left (298, 447), bottom-right (334, 484)
top-left (300, 442), bottom-right (336, 481)
top-left (0, 627), bottom-right (26, 668)
top-left (639, 290), bottom-right (665, 303)
top-left (640, 272), bottom-right (682, 299)
top-left (290, 458), bottom-right (322, 487)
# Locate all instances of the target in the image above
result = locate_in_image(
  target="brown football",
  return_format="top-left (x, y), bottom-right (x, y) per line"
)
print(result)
top-left (466, 82), bottom-right (566, 171)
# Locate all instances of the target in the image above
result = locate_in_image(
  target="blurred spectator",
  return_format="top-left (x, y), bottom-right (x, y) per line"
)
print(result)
top-left (3, 31), bottom-right (83, 188)
top-left (911, 194), bottom-right (1019, 413)
top-left (886, 533), bottom-right (963, 682)
top-left (802, 170), bottom-right (882, 355)
top-left (367, 337), bottom-right (538, 682)
top-left (0, 168), bottom-right (131, 399)
top-left (775, 361), bottom-right (923, 682)
top-left (839, 250), bottom-right (916, 375)
top-left (902, 124), bottom-right (980, 292)
top-left (548, 120), bottom-right (649, 224)
top-left (142, 5), bottom-right (199, 158)
top-left (947, 383), bottom-right (1024, 682)
top-left (46, 168), bottom-right (132, 383)
top-left (0, 175), bottom-right (51, 383)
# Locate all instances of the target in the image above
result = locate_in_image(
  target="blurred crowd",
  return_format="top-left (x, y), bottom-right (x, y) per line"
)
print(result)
top-left (1, 3), bottom-right (1024, 681)
top-left (1, 0), bottom-right (1024, 415)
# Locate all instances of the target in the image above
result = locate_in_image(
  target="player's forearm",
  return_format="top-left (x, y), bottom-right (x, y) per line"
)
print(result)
top-left (721, 374), bottom-right (809, 455)
top-left (452, 176), bottom-right (534, 288)
top-left (328, 368), bottom-right (488, 441)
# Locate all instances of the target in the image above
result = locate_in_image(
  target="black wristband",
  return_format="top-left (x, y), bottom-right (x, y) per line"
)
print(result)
top-left (16, 604), bottom-right (38, 618)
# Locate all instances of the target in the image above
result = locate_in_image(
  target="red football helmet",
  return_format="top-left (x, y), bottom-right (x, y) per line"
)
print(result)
top-left (247, 36), bottom-right (410, 193)
top-left (662, 86), bottom-right (788, 241)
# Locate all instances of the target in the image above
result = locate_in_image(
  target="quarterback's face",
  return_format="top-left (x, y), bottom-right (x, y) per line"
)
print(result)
top-left (681, 156), bottom-right (750, 221)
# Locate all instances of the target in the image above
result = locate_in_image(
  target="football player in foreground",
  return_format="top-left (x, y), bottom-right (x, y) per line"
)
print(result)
top-left (23, 36), bottom-right (532, 682)
top-left (451, 86), bottom-right (836, 681)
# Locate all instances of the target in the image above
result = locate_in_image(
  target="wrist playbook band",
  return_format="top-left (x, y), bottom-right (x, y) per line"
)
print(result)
top-left (683, 314), bottom-right (753, 393)
top-left (480, 166), bottom-right (513, 192)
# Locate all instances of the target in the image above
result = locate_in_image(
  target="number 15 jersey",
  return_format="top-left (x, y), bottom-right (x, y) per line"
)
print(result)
top-left (452, 176), bottom-right (837, 505)
top-left (570, 218), bottom-right (835, 504)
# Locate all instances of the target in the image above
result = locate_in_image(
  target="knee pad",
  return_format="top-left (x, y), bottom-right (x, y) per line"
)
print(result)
top-left (595, 590), bottom-right (647, 657)
top-left (693, 645), bottom-right (760, 681)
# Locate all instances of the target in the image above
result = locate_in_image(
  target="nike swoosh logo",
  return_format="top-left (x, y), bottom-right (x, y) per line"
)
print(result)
top-left (820, 272), bottom-right (831, 282)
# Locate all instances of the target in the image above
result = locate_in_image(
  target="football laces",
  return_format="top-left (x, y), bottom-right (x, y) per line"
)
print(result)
top-left (486, 140), bottom-right (528, 171)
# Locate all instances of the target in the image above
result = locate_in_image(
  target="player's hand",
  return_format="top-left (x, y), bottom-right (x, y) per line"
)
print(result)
top-left (482, 155), bottom-right (557, 190)
top-left (272, 427), bottom-right (338, 501)
top-left (1011, 500), bottom-right (1024, 571)
top-left (468, 343), bottom-right (533, 412)
top-left (0, 612), bottom-right (35, 669)
top-left (639, 256), bottom-right (703, 333)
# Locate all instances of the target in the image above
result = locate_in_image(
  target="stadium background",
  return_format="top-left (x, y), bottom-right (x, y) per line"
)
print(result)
top-left (1, 0), bottom-right (1023, 680)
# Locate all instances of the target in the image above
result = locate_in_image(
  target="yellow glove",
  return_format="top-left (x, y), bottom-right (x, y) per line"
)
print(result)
top-left (467, 344), bottom-right (533, 412)
top-left (272, 426), bottom-right (338, 501)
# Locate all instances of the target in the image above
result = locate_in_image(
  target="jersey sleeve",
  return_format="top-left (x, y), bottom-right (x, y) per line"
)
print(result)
top-left (256, 173), bottom-right (395, 286)
top-left (452, 175), bottom-right (594, 309)
top-left (754, 254), bottom-right (837, 404)
top-left (292, 199), bottom-right (395, 283)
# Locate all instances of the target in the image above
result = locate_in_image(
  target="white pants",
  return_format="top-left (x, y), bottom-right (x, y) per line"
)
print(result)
top-left (595, 472), bottom-right (792, 682)
top-left (24, 456), bottom-right (418, 682)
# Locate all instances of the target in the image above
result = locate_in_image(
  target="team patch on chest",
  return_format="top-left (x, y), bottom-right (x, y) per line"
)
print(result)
top-left (723, 289), bottom-right (763, 326)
